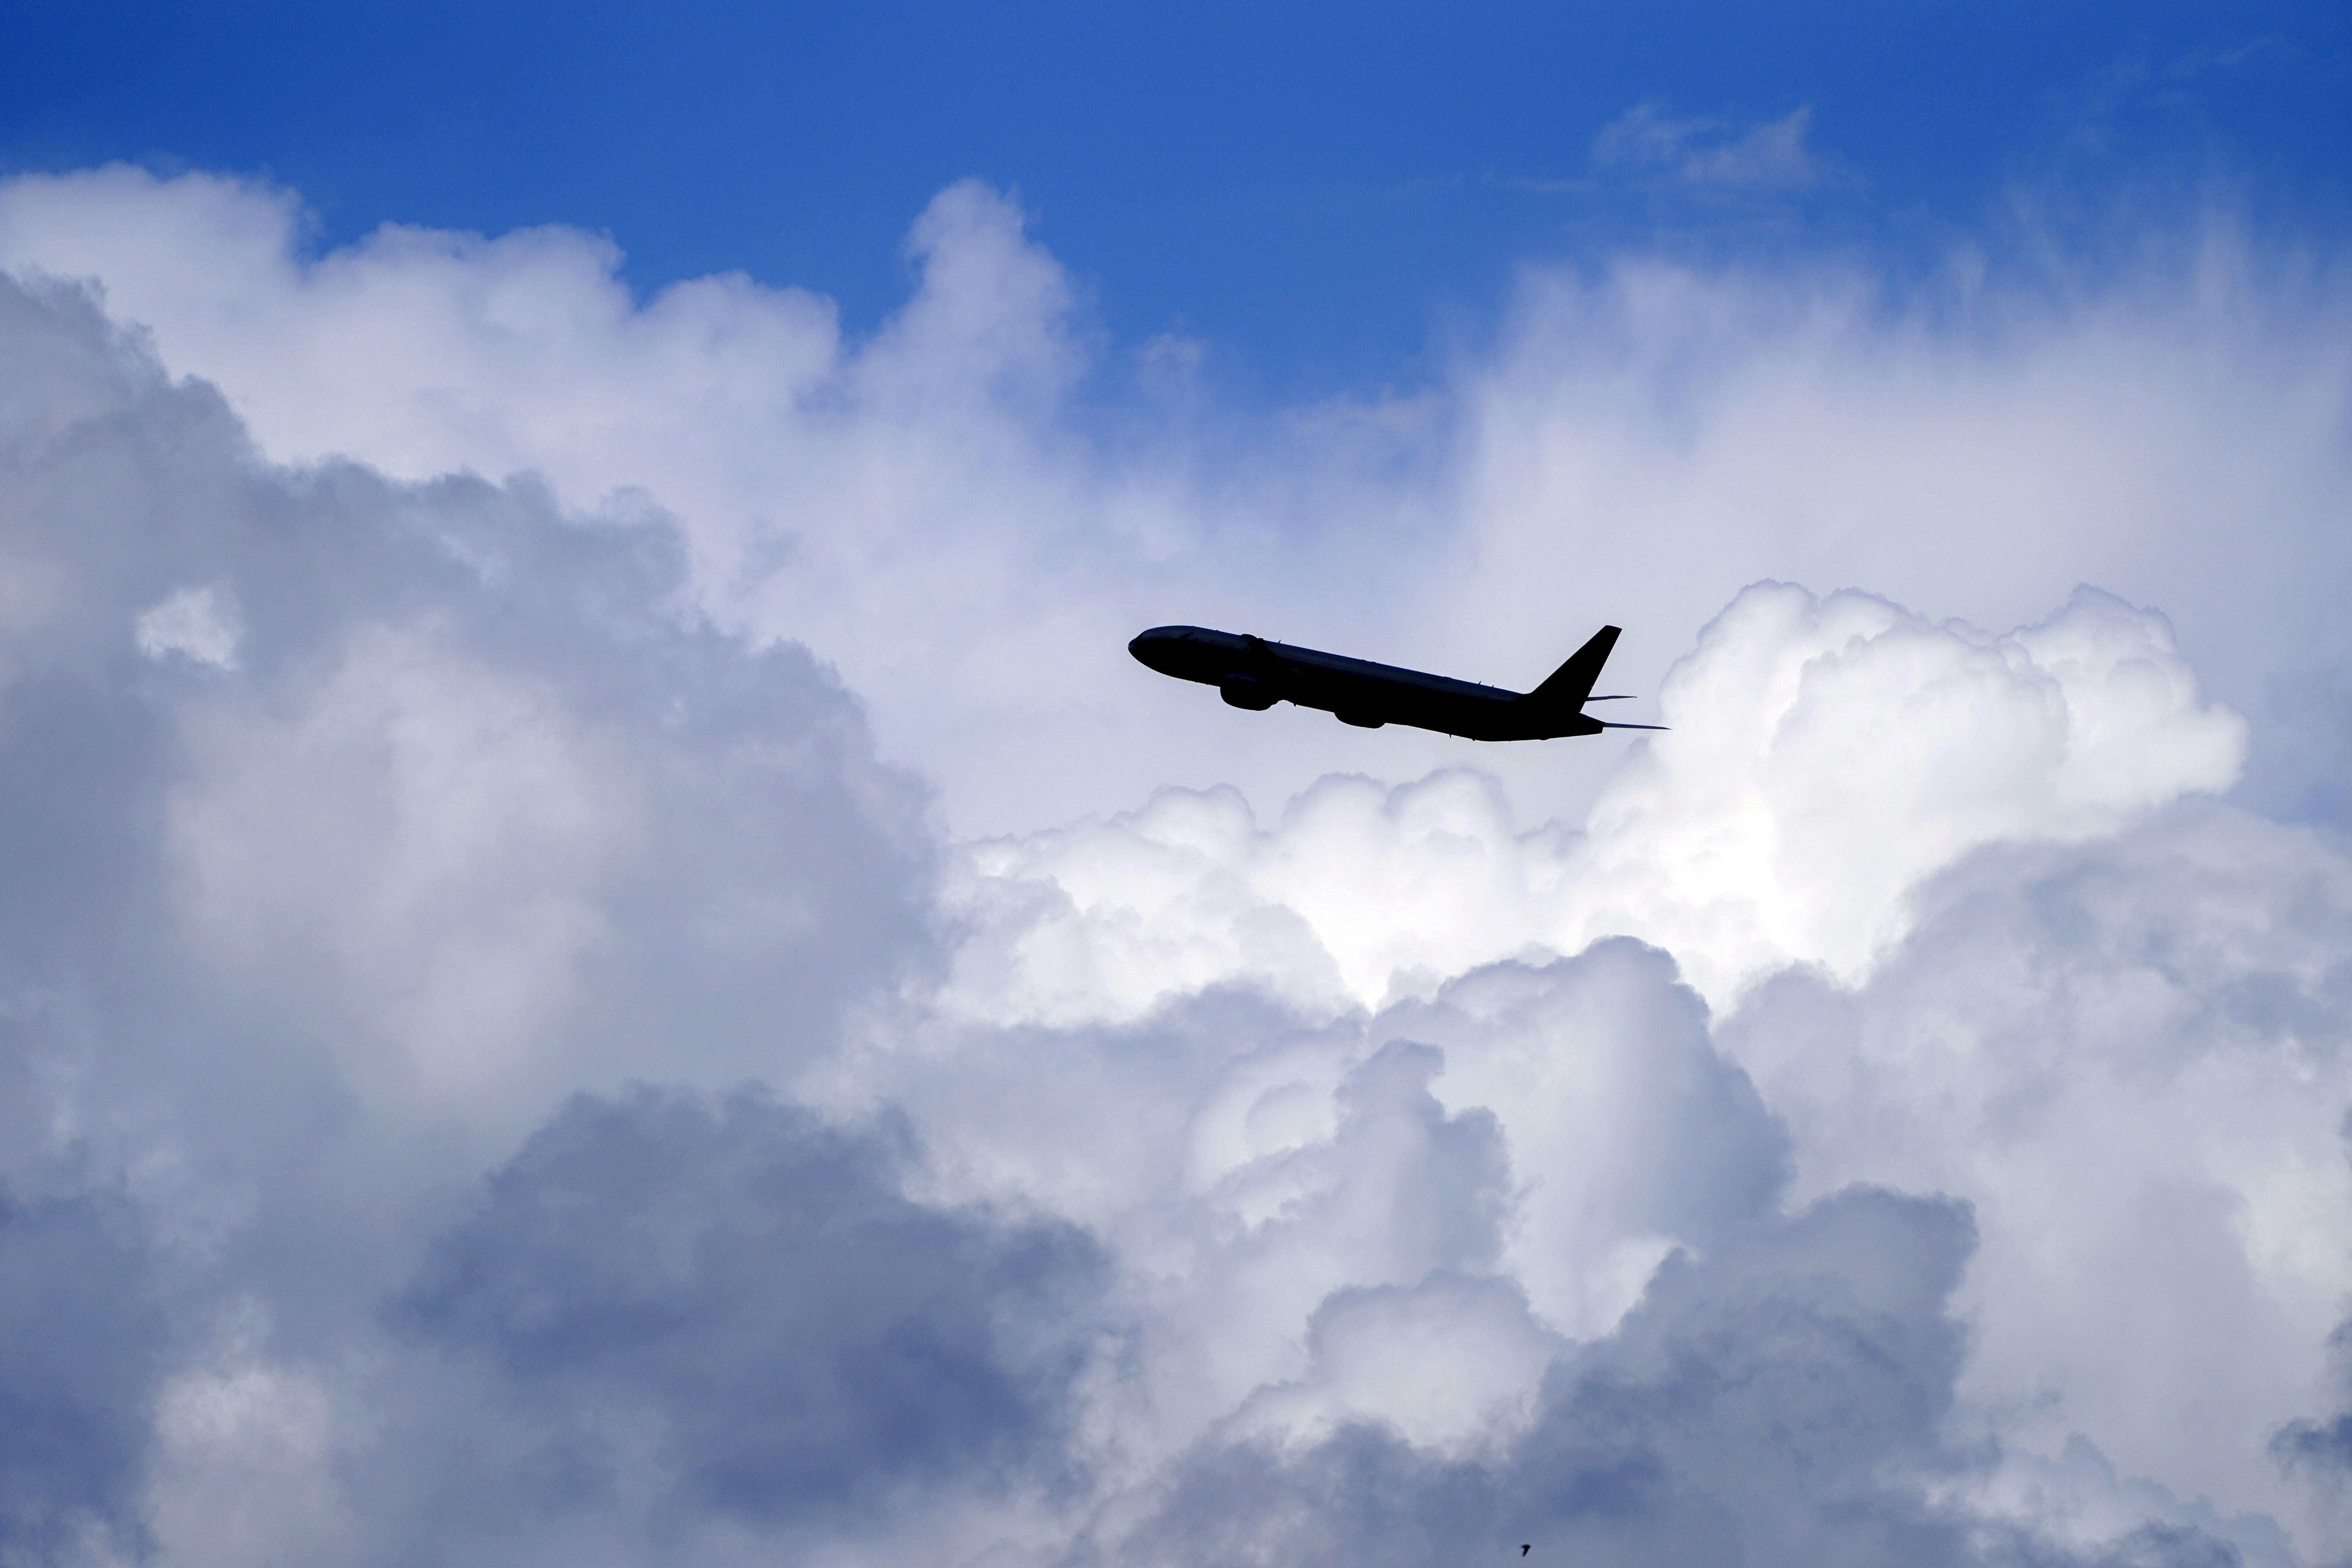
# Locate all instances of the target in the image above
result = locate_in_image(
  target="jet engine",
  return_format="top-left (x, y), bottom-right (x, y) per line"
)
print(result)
top-left (1219, 676), bottom-right (1278, 710)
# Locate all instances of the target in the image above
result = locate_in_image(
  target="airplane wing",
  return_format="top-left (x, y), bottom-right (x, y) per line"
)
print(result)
top-left (1240, 633), bottom-right (1342, 707)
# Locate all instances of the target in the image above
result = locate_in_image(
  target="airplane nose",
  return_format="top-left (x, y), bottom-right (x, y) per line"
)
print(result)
top-left (1130, 626), bottom-right (1194, 673)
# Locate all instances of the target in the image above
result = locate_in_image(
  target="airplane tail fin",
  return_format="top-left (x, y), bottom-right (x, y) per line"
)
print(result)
top-left (1524, 625), bottom-right (1621, 711)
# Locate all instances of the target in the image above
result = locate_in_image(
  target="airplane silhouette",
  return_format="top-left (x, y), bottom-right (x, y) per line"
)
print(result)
top-left (1128, 624), bottom-right (1663, 741)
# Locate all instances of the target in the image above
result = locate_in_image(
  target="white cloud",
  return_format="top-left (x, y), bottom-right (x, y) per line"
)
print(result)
top-left (944, 582), bottom-right (2243, 1025)
top-left (1, 170), bottom-right (2352, 1568)
top-left (0, 167), bottom-right (1176, 837)
top-left (1593, 101), bottom-right (1823, 190)
top-left (1569, 581), bottom-right (2244, 1002)
top-left (5, 166), bottom-right (2347, 837)
top-left (0, 267), bottom-right (939, 1559)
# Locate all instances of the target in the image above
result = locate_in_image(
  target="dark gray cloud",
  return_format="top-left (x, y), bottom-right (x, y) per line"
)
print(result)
top-left (0, 1183), bottom-right (167, 1566)
top-left (388, 1087), bottom-right (1104, 1552)
top-left (1118, 1187), bottom-right (1978, 1568)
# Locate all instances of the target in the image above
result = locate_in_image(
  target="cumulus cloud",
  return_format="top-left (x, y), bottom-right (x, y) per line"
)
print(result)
top-left (945, 582), bottom-right (2243, 1023)
top-left (3, 165), bottom-right (2348, 835)
top-left (382, 1088), bottom-right (1103, 1562)
top-left (1722, 803), bottom-right (2352, 1551)
top-left (0, 268), bottom-right (940, 1561)
top-left (0, 167), bottom-right (1181, 836)
top-left (2, 167), bottom-right (2352, 1568)
top-left (1123, 1189), bottom-right (1983, 1568)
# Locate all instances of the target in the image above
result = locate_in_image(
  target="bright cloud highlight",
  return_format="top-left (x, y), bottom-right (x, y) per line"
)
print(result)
top-left (948, 581), bottom-right (2243, 1025)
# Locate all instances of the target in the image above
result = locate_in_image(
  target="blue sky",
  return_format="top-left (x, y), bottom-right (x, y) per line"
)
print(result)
top-left (9, 1), bottom-right (2348, 393)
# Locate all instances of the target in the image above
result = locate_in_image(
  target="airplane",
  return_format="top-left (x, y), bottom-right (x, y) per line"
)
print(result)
top-left (1127, 624), bottom-right (1665, 741)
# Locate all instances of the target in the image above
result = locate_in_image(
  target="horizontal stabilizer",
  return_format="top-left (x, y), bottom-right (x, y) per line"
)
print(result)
top-left (1597, 721), bottom-right (1668, 731)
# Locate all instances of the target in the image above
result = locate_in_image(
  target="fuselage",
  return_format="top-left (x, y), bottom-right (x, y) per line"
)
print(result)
top-left (1127, 626), bottom-right (1607, 742)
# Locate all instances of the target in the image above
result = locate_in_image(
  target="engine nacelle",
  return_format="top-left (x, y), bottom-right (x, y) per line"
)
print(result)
top-left (1336, 711), bottom-right (1385, 728)
top-left (1220, 676), bottom-right (1278, 711)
